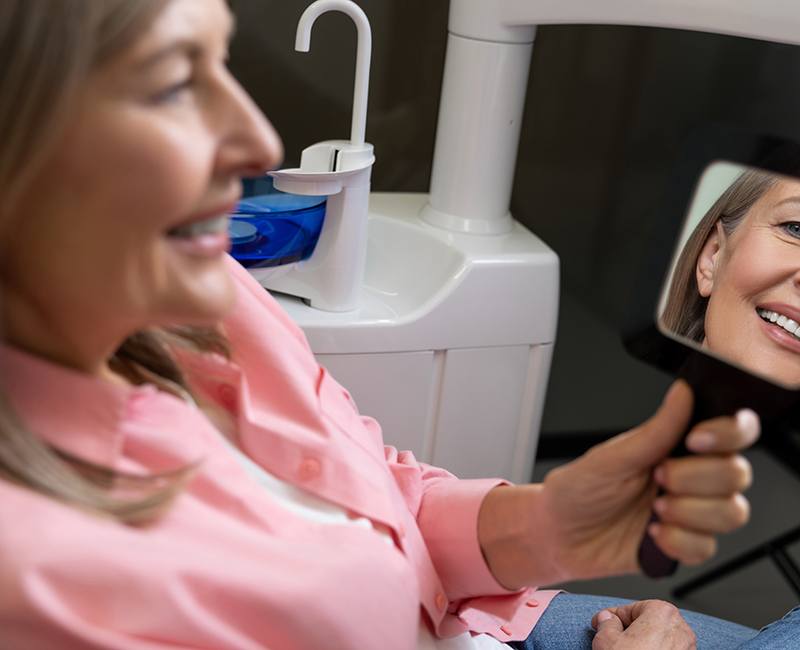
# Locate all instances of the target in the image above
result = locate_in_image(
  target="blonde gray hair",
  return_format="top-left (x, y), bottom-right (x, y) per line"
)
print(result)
top-left (0, 0), bottom-right (230, 524)
top-left (661, 169), bottom-right (777, 342)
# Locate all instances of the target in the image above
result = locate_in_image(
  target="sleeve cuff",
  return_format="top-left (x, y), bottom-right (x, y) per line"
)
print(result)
top-left (417, 477), bottom-right (517, 601)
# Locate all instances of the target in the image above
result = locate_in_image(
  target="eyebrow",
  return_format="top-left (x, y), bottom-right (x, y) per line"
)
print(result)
top-left (134, 40), bottom-right (202, 71)
top-left (773, 196), bottom-right (800, 208)
top-left (134, 12), bottom-right (236, 72)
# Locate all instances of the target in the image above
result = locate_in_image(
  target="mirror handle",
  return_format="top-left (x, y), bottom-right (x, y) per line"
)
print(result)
top-left (639, 354), bottom-right (744, 578)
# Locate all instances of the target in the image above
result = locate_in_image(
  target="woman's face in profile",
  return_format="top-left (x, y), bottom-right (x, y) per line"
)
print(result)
top-left (698, 178), bottom-right (800, 387)
top-left (0, 0), bottom-right (282, 364)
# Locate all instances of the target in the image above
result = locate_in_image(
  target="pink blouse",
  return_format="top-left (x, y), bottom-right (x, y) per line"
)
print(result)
top-left (0, 255), bottom-right (558, 649)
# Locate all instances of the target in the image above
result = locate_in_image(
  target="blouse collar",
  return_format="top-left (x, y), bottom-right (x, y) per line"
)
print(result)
top-left (0, 342), bottom-right (156, 467)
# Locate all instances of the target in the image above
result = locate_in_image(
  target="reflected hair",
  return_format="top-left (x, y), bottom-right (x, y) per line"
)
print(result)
top-left (0, 0), bottom-right (230, 524)
top-left (661, 169), bottom-right (777, 343)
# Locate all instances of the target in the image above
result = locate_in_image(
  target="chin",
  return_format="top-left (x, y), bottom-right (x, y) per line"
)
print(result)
top-left (164, 276), bottom-right (237, 325)
top-left (182, 294), bottom-right (236, 325)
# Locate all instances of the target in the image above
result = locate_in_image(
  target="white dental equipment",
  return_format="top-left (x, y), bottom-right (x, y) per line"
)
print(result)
top-left (252, 0), bottom-right (800, 483)
top-left (426, 0), bottom-right (800, 236)
top-left (256, 0), bottom-right (374, 312)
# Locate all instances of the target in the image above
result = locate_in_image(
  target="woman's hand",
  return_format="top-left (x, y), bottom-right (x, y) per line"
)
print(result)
top-left (591, 600), bottom-right (696, 649)
top-left (478, 381), bottom-right (759, 587)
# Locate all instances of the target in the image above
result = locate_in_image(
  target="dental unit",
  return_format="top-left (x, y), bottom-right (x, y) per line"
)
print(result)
top-left (231, 0), bottom-right (800, 483)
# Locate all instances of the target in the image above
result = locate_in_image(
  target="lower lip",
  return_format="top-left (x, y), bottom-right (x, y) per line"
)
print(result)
top-left (166, 231), bottom-right (230, 258)
top-left (757, 314), bottom-right (800, 354)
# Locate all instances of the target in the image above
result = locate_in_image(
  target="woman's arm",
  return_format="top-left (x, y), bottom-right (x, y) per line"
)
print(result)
top-left (477, 382), bottom-right (757, 587)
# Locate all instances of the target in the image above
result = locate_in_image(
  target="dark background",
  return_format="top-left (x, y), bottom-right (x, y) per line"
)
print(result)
top-left (228, 0), bottom-right (800, 448)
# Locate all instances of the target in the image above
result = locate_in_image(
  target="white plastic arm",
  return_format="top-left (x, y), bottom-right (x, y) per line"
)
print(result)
top-left (450, 0), bottom-right (800, 46)
top-left (424, 0), bottom-right (800, 235)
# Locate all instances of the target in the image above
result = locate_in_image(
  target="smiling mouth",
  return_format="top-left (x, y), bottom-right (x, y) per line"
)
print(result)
top-left (757, 307), bottom-right (800, 340)
top-left (166, 215), bottom-right (230, 239)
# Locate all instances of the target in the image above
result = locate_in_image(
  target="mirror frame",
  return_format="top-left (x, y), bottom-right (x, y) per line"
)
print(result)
top-left (624, 126), bottom-right (800, 425)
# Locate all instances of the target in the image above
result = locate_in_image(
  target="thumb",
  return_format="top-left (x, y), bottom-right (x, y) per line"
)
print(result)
top-left (592, 609), bottom-right (624, 649)
top-left (599, 380), bottom-right (693, 472)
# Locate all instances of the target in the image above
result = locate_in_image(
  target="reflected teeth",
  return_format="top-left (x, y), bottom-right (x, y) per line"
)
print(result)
top-left (168, 215), bottom-right (228, 238)
top-left (757, 308), bottom-right (800, 338)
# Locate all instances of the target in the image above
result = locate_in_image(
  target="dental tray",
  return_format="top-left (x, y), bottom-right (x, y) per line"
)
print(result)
top-left (229, 176), bottom-right (326, 268)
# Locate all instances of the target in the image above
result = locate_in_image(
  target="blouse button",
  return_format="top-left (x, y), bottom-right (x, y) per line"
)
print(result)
top-left (500, 625), bottom-right (512, 636)
top-left (216, 384), bottom-right (238, 410)
top-left (525, 599), bottom-right (539, 608)
top-left (435, 592), bottom-right (447, 612)
top-left (297, 457), bottom-right (322, 481)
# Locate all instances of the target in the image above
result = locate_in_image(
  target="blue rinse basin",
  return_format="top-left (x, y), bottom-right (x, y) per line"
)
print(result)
top-left (229, 176), bottom-right (326, 268)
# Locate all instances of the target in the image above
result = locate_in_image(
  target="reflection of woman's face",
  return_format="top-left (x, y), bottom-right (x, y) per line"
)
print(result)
top-left (698, 179), bottom-right (800, 387)
top-left (0, 0), bottom-right (282, 376)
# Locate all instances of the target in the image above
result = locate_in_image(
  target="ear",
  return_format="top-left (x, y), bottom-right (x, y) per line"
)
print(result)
top-left (696, 221), bottom-right (726, 298)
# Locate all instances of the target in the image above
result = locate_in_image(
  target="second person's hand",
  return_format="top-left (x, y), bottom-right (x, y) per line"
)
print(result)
top-left (591, 600), bottom-right (696, 649)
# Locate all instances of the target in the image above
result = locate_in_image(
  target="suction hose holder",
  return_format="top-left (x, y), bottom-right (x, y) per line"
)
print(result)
top-left (263, 0), bottom-right (374, 312)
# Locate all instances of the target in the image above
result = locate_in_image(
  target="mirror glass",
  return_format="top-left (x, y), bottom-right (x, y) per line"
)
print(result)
top-left (658, 162), bottom-right (800, 389)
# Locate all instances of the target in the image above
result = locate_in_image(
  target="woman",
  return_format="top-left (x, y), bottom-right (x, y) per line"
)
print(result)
top-left (662, 169), bottom-right (800, 388)
top-left (0, 1), bottom-right (778, 648)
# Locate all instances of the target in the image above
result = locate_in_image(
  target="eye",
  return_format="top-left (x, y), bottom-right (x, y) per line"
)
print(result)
top-left (780, 221), bottom-right (800, 239)
top-left (152, 77), bottom-right (194, 104)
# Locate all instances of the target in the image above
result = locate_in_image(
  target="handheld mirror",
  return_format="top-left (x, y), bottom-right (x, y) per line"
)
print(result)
top-left (660, 161), bottom-right (800, 390)
top-left (625, 131), bottom-right (800, 577)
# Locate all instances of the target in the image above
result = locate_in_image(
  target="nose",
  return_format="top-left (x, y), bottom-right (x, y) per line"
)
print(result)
top-left (214, 71), bottom-right (284, 178)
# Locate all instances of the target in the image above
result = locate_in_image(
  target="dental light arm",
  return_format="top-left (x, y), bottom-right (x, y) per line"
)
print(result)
top-left (423, 0), bottom-right (800, 234)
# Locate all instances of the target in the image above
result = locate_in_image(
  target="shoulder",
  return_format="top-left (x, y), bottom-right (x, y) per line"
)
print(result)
top-left (222, 254), bottom-right (312, 351)
top-left (0, 479), bottom-right (126, 584)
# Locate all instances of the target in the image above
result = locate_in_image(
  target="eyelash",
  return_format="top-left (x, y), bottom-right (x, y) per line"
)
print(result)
top-left (153, 77), bottom-right (194, 104)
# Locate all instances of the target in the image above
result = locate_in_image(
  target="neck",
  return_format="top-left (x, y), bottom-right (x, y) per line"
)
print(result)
top-left (0, 286), bottom-right (130, 382)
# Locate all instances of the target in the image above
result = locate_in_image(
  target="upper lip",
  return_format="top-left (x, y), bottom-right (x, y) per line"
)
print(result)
top-left (757, 302), bottom-right (800, 324)
top-left (166, 195), bottom-right (241, 231)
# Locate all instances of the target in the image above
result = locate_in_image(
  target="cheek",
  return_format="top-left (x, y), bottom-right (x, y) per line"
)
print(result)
top-left (73, 111), bottom-right (214, 223)
top-left (7, 108), bottom-right (221, 321)
top-left (716, 236), bottom-right (788, 303)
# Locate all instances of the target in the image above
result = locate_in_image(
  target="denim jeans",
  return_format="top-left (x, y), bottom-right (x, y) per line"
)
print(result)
top-left (738, 604), bottom-right (800, 649)
top-left (507, 593), bottom-right (771, 649)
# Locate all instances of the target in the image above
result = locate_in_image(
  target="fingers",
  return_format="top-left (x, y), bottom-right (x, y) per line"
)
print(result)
top-left (591, 609), bottom-right (623, 649)
top-left (648, 521), bottom-right (717, 565)
top-left (685, 408), bottom-right (760, 454)
top-left (655, 455), bottom-right (753, 497)
top-left (592, 600), bottom-right (696, 650)
top-left (654, 494), bottom-right (750, 534)
top-left (596, 600), bottom-right (679, 628)
top-left (651, 455), bottom-right (752, 563)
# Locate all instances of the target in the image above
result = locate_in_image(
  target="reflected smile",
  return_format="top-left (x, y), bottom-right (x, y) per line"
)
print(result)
top-left (756, 307), bottom-right (800, 339)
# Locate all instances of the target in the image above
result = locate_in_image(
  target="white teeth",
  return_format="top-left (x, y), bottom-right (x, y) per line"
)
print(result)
top-left (168, 215), bottom-right (228, 238)
top-left (757, 308), bottom-right (800, 339)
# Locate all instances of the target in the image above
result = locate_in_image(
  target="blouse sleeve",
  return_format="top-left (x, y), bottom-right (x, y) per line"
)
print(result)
top-left (382, 430), bottom-right (560, 639)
